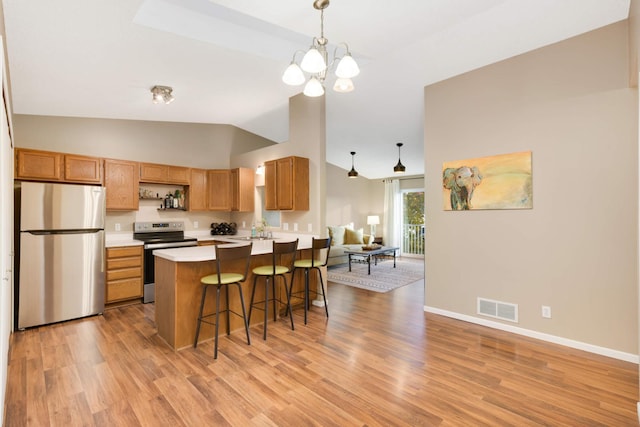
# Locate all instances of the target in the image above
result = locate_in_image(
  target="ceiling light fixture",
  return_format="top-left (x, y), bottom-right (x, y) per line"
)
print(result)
top-left (394, 142), bottom-right (406, 174)
top-left (151, 85), bottom-right (175, 104)
top-left (348, 151), bottom-right (358, 178)
top-left (282, 0), bottom-right (360, 97)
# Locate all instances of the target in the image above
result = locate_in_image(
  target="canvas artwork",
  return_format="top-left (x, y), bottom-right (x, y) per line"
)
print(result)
top-left (442, 151), bottom-right (532, 210)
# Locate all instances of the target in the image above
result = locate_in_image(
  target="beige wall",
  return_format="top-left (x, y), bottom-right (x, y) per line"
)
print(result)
top-left (424, 21), bottom-right (638, 355)
top-left (12, 115), bottom-right (274, 168)
top-left (233, 94), bottom-right (326, 236)
top-left (325, 162), bottom-right (385, 231)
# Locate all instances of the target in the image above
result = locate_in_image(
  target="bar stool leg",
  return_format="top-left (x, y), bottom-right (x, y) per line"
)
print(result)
top-left (263, 277), bottom-right (269, 340)
top-left (225, 285), bottom-right (231, 336)
top-left (194, 285), bottom-right (208, 348)
top-left (283, 276), bottom-right (295, 331)
top-left (235, 282), bottom-right (251, 345)
top-left (316, 267), bottom-right (329, 318)
top-left (214, 285), bottom-right (221, 359)
top-left (248, 275), bottom-right (258, 324)
top-left (303, 268), bottom-right (310, 325)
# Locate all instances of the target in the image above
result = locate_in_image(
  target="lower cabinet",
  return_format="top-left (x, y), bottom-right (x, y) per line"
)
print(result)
top-left (106, 246), bottom-right (143, 304)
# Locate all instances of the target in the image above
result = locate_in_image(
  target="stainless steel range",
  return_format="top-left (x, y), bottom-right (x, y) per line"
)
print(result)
top-left (134, 221), bottom-right (198, 303)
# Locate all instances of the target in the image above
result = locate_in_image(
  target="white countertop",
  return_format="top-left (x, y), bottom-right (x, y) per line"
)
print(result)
top-left (153, 235), bottom-right (314, 262)
top-left (105, 233), bottom-right (142, 248)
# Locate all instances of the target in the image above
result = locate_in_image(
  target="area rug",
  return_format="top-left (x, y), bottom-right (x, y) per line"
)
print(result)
top-left (327, 258), bottom-right (424, 293)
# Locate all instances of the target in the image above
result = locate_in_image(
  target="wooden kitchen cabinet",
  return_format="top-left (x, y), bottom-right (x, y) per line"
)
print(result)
top-left (106, 246), bottom-right (143, 304)
top-left (264, 160), bottom-right (277, 210)
top-left (188, 168), bottom-right (208, 211)
top-left (64, 154), bottom-right (103, 184)
top-left (15, 148), bottom-right (63, 181)
top-left (207, 169), bottom-right (231, 211)
top-left (140, 162), bottom-right (190, 185)
top-left (231, 167), bottom-right (254, 212)
top-left (104, 159), bottom-right (139, 210)
top-left (265, 156), bottom-right (309, 211)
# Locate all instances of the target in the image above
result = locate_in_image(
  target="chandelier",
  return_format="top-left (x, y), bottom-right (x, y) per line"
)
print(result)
top-left (282, 0), bottom-right (360, 97)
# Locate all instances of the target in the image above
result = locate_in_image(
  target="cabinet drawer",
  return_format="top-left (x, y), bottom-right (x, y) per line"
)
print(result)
top-left (107, 256), bottom-right (142, 270)
top-left (107, 246), bottom-right (142, 258)
top-left (107, 278), bottom-right (143, 302)
top-left (107, 266), bottom-right (142, 281)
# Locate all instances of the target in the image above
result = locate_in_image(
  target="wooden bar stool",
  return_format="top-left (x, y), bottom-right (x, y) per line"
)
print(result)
top-left (289, 237), bottom-right (330, 324)
top-left (248, 239), bottom-right (298, 340)
top-left (193, 242), bottom-right (252, 359)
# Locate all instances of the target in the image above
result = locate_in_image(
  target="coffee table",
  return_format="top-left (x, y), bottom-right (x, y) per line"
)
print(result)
top-left (344, 246), bottom-right (400, 275)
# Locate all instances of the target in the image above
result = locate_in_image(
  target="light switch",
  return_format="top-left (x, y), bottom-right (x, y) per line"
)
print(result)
top-left (283, 223), bottom-right (289, 231)
top-left (115, 223), bottom-right (121, 232)
top-left (308, 223), bottom-right (312, 232)
top-left (194, 221), bottom-right (199, 229)
top-left (293, 223), bottom-right (298, 232)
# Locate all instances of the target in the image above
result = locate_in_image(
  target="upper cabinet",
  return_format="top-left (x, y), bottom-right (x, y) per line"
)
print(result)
top-left (104, 159), bottom-right (139, 211)
top-left (140, 162), bottom-right (190, 185)
top-left (188, 168), bottom-right (208, 211)
top-left (231, 168), bottom-right (254, 212)
top-left (16, 148), bottom-right (103, 185)
top-left (207, 169), bottom-right (231, 211)
top-left (265, 156), bottom-right (309, 211)
top-left (64, 154), bottom-right (102, 184)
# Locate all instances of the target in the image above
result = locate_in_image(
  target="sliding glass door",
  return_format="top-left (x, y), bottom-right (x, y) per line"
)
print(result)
top-left (401, 189), bottom-right (424, 257)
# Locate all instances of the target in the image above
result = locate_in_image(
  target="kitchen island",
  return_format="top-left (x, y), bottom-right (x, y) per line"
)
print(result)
top-left (153, 237), bottom-right (323, 350)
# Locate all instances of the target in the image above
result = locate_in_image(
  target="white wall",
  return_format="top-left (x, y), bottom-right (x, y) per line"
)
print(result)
top-left (424, 21), bottom-right (638, 358)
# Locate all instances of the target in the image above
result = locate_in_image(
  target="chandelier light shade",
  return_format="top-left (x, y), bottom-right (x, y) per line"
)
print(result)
top-left (151, 85), bottom-right (174, 104)
top-left (394, 142), bottom-right (406, 174)
top-left (282, 0), bottom-right (359, 97)
top-left (348, 151), bottom-right (358, 178)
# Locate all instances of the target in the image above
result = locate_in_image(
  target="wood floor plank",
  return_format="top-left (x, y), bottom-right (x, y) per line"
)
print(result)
top-left (4, 279), bottom-right (638, 426)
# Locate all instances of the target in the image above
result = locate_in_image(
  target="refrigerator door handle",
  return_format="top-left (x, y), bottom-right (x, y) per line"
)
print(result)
top-left (26, 229), bottom-right (103, 235)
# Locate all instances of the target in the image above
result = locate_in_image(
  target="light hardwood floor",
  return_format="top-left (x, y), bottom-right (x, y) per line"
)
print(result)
top-left (4, 279), bottom-right (639, 426)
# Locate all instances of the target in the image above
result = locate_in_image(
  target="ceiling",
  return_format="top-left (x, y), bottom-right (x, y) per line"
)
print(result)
top-left (1, 0), bottom-right (631, 179)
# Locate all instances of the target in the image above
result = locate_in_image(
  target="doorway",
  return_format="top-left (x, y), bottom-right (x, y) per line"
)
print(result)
top-left (401, 189), bottom-right (424, 257)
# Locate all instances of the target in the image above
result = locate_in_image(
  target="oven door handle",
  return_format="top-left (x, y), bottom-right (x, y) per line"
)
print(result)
top-left (144, 241), bottom-right (198, 250)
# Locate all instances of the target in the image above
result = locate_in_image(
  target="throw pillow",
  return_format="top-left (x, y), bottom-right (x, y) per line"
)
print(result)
top-left (327, 225), bottom-right (345, 246)
top-left (344, 227), bottom-right (364, 244)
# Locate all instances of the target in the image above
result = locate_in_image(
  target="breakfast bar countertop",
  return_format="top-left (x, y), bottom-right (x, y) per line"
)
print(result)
top-left (153, 235), bottom-right (314, 263)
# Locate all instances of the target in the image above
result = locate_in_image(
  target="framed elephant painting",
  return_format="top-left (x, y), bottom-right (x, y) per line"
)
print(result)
top-left (442, 151), bottom-right (532, 210)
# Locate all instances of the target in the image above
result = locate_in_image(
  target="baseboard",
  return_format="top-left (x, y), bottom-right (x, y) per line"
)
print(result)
top-left (424, 306), bottom-right (639, 364)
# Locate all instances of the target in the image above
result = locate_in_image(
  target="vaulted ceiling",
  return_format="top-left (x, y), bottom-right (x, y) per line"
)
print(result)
top-left (2, 0), bottom-right (631, 178)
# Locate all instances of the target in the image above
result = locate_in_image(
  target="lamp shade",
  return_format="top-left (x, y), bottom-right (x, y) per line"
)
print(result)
top-left (303, 77), bottom-right (325, 97)
top-left (333, 77), bottom-right (354, 93)
top-left (282, 62), bottom-right (305, 86)
top-left (367, 215), bottom-right (380, 225)
top-left (301, 47), bottom-right (326, 73)
top-left (335, 53), bottom-right (360, 79)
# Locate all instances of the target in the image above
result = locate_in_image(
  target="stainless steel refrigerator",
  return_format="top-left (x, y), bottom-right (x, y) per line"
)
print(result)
top-left (15, 181), bottom-right (106, 329)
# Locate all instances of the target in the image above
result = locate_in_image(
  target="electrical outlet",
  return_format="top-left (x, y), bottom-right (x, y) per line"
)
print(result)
top-left (242, 221), bottom-right (246, 228)
top-left (542, 305), bottom-right (551, 318)
top-left (283, 223), bottom-right (289, 231)
top-left (194, 221), bottom-right (199, 229)
top-left (293, 223), bottom-right (298, 232)
top-left (115, 223), bottom-right (121, 232)
top-left (308, 223), bottom-right (312, 232)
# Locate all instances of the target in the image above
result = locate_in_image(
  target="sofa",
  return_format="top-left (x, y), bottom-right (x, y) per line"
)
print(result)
top-left (327, 223), bottom-right (373, 267)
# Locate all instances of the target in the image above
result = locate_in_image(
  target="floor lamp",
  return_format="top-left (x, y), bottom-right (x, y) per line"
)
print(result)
top-left (367, 215), bottom-right (380, 239)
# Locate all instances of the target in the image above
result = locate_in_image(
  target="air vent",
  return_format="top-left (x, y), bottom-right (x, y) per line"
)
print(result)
top-left (477, 297), bottom-right (518, 323)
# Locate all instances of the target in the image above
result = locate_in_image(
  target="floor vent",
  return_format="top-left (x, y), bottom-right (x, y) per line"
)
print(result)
top-left (477, 297), bottom-right (518, 323)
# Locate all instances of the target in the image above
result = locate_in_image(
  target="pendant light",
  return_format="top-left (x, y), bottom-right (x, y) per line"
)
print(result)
top-left (348, 151), bottom-right (358, 178)
top-left (394, 142), bottom-right (406, 174)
